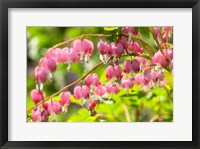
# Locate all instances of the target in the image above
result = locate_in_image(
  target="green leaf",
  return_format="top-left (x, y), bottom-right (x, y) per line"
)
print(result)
top-left (86, 114), bottom-right (102, 122)
top-left (104, 27), bottom-right (118, 31)
top-left (67, 108), bottom-right (90, 122)
top-left (139, 27), bottom-right (150, 39)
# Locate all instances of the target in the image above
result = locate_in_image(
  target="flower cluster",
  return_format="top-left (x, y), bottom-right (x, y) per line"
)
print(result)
top-left (29, 26), bottom-right (173, 122)
top-left (153, 27), bottom-right (173, 43)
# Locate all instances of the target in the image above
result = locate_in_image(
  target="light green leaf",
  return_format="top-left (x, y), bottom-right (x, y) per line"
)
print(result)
top-left (104, 27), bottom-right (118, 31)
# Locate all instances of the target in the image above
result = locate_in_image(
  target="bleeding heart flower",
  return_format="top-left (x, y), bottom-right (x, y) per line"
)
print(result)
top-left (52, 101), bottom-right (61, 115)
top-left (110, 42), bottom-right (124, 57)
top-left (151, 70), bottom-right (159, 83)
top-left (124, 59), bottom-right (140, 73)
top-left (73, 39), bottom-right (94, 63)
top-left (153, 27), bottom-right (160, 38)
top-left (124, 27), bottom-right (138, 35)
top-left (30, 89), bottom-right (45, 103)
top-left (128, 41), bottom-right (143, 54)
top-left (60, 91), bottom-right (71, 106)
top-left (121, 77), bottom-right (134, 89)
top-left (40, 57), bottom-right (57, 72)
top-left (106, 65), bottom-right (122, 80)
top-left (40, 108), bottom-right (49, 122)
top-left (134, 74), bottom-right (144, 85)
top-left (73, 85), bottom-right (90, 100)
top-left (32, 108), bottom-right (42, 122)
top-left (106, 82), bottom-right (120, 94)
top-left (95, 85), bottom-right (107, 97)
top-left (143, 69), bottom-right (151, 85)
top-left (34, 66), bottom-right (47, 83)
top-left (164, 48), bottom-right (173, 61)
top-left (85, 73), bottom-right (100, 87)
top-left (118, 36), bottom-right (128, 49)
top-left (152, 50), bottom-right (168, 68)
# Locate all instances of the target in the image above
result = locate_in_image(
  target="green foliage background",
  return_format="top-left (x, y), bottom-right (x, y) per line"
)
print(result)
top-left (27, 27), bottom-right (173, 122)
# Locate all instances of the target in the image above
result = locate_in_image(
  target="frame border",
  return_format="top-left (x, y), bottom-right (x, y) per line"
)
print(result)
top-left (0, 0), bottom-right (199, 148)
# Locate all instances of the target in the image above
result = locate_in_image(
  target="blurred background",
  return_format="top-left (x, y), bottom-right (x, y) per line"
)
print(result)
top-left (27, 27), bottom-right (173, 122)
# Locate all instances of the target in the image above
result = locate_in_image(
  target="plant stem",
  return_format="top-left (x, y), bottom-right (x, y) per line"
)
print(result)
top-left (123, 104), bottom-right (131, 122)
top-left (158, 27), bottom-right (164, 43)
top-left (123, 52), bottom-right (152, 60)
top-left (166, 28), bottom-right (170, 43)
top-left (51, 34), bottom-right (117, 49)
top-left (149, 115), bottom-right (159, 122)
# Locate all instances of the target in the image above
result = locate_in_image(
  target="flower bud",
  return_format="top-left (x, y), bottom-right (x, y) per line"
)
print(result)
top-left (88, 99), bottom-right (98, 110)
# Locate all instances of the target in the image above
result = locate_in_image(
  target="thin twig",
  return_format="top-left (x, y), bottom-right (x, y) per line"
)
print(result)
top-left (51, 34), bottom-right (116, 49)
